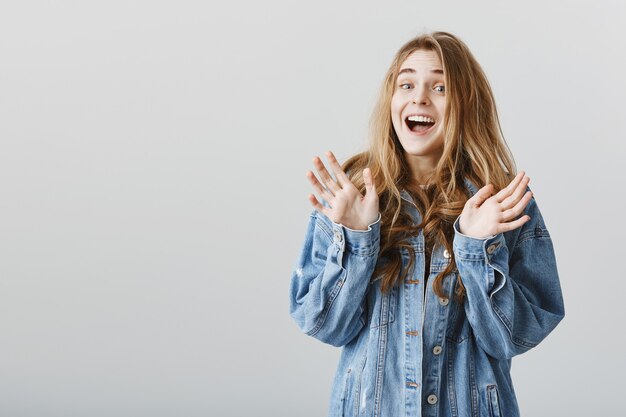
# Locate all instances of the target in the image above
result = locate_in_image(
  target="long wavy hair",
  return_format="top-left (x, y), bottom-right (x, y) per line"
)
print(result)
top-left (341, 31), bottom-right (517, 303)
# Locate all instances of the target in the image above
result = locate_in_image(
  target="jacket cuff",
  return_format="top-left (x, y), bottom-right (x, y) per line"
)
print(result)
top-left (452, 214), bottom-right (505, 262)
top-left (330, 213), bottom-right (381, 257)
top-left (452, 215), bottom-right (504, 261)
top-left (453, 214), bottom-right (510, 293)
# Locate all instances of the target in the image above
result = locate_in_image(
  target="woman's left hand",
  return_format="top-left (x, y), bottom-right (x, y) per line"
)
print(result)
top-left (458, 171), bottom-right (533, 239)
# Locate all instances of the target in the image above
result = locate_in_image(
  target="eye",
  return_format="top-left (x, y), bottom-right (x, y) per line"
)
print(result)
top-left (434, 85), bottom-right (445, 93)
top-left (399, 83), bottom-right (412, 90)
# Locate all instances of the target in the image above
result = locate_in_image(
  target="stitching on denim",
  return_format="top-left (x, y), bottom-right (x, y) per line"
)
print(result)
top-left (485, 225), bottom-right (550, 350)
top-left (315, 213), bottom-right (379, 258)
top-left (353, 350), bottom-right (367, 417)
top-left (512, 335), bottom-right (537, 348)
top-left (341, 369), bottom-right (350, 417)
top-left (514, 228), bottom-right (551, 248)
top-left (489, 260), bottom-right (541, 350)
top-left (491, 300), bottom-right (512, 329)
top-left (307, 269), bottom-right (347, 338)
top-left (359, 300), bottom-right (368, 328)
top-left (373, 314), bottom-right (388, 417)
top-left (453, 252), bottom-right (485, 262)
top-left (469, 335), bottom-right (479, 417)
top-left (487, 384), bottom-right (502, 417)
top-left (447, 342), bottom-right (458, 417)
top-left (445, 297), bottom-right (469, 344)
top-left (371, 286), bottom-right (396, 329)
top-left (491, 300), bottom-right (538, 349)
top-left (313, 213), bottom-right (334, 244)
top-left (446, 333), bottom-right (469, 344)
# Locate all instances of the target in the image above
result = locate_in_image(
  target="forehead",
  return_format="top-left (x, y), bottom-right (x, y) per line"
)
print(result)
top-left (398, 49), bottom-right (443, 77)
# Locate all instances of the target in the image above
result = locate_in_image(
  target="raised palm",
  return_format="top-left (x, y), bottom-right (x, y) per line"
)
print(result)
top-left (459, 171), bottom-right (533, 238)
top-left (306, 151), bottom-right (379, 231)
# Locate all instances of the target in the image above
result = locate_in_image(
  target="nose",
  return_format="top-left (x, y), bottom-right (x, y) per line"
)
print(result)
top-left (412, 85), bottom-right (430, 105)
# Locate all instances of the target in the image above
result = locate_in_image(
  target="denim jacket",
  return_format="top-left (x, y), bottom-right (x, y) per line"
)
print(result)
top-left (289, 178), bottom-right (565, 417)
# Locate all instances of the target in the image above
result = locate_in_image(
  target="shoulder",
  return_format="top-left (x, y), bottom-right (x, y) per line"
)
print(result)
top-left (464, 177), bottom-right (552, 248)
top-left (515, 188), bottom-right (551, 243)
top-left (503, 185), bottom-right (552, 252)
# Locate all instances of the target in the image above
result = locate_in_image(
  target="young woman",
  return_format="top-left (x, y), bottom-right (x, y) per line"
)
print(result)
top-left (289, 31), bottom-right (564, 417)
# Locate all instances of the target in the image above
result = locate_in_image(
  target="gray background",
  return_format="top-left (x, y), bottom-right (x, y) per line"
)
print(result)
top-left (0, 0), bottom-right (624, 416)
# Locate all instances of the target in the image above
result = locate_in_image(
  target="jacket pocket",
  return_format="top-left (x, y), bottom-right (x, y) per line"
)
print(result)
top-left (486, 384), bottom-right (502, 417)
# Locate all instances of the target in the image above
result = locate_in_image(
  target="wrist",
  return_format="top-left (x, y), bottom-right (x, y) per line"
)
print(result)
top-left (338, 213), bottom-right (382, 232)
top-left (453, 215), bottom-right (497, 241)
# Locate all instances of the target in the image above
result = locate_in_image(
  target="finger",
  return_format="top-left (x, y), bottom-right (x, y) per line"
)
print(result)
top-left (310, 159), bottom-right (338, 198)
top-left (326, 151), bottom-right (351, 188)
top-left (502, 190), bottom-right (533, 221)
top-left (363, 168), bottom-right (376, 196)
top-left (308, 193), bottom-right (330, 216)
top-left (494, 171), bottom-right (525, 203)
top-left (313, 156), bottom-right (341, 194)
top-left (306, 170), bottom-right (335, 199)
top-left (497, 214), bottom-right (531, 233)
top-left (470, 184), bottom-right (495, 207)
top-left (500, 176), bottom-right (530, 210)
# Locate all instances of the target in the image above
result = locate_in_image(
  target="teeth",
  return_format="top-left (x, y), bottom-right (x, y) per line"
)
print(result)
top-left (407, 115), bottom-right (435, 123)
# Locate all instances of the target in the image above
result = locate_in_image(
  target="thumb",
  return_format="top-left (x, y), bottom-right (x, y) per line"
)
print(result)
top-left (471, 184), bottom-right (494, 207)
top-left (363, 168), bottom-right (376, 197)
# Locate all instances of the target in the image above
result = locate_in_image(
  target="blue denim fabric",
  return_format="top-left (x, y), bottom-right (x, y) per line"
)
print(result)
top-left (289, 178), bottom-right (565, 417)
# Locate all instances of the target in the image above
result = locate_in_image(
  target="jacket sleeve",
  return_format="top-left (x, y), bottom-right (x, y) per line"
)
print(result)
top-left (452, 190), bottom-right (565, 360)
top-left (289, 208), bottom-right (382, 347)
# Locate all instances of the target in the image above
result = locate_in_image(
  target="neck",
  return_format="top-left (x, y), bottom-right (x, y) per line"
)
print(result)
top-left (404, 151), bottom-right (441, 186)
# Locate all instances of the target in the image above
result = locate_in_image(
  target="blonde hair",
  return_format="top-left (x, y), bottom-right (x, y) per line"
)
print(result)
top-left (342, 31), bottom-right (517, 302)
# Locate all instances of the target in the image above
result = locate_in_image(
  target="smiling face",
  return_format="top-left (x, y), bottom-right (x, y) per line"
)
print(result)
top-left (390, 49), bottom-right (447, 182)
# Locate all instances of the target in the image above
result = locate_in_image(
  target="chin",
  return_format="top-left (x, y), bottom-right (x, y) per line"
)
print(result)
top-left (399, 138), bottom-right (444, 157)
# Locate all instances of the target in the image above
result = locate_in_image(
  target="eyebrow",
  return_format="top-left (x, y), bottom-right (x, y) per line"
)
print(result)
top-left (397, 68), bottom-right (444, 77)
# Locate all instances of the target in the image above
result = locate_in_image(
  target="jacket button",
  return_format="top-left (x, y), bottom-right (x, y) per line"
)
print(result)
top-left (439, 297), bottom-right (449, 306)
top-left (334, 231), bottom-right (342, 242)
top-left (443, 249), bottom-right (450, 259)
top-left (486, 243), bottom-right (499, 254)
top-left (433, 345), bottom-right (442, 355)
top-left (427, 394), bottom-right (438, 404)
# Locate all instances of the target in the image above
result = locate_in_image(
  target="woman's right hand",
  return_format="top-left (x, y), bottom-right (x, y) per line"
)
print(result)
top-left (306, 151), bottom-right (380, 231)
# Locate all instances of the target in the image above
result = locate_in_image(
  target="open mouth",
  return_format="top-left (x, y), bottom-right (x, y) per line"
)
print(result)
top-left (405, 117), bottom-right (435, 133)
